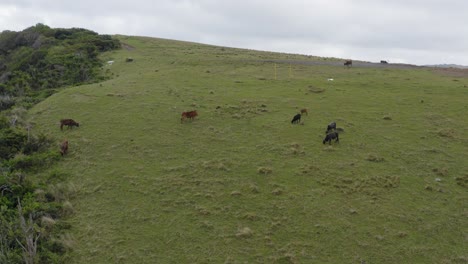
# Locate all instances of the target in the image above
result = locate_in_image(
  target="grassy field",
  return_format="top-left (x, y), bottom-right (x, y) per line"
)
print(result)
top-left (30, 36), bottom-right (467, 263)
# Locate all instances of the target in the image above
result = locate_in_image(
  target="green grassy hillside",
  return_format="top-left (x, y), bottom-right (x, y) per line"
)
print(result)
top-left (30, 36), bottom-right (467, 263)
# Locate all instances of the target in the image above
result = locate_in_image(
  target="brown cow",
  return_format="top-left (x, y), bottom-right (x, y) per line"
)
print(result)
top-left (181, 110), bottom-right (198, 123)
top-left (60, 119), bottom-right (79, 130)
top-left (60, 140), bottom-right (69, 156)
top-left (344, 60), bottom-right (352, 67)
top-left (300, 108), bottom-right (308, 116)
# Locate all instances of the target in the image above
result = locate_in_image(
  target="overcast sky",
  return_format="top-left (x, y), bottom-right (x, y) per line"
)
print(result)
top-left (1, 0), bottom-right (467, 65)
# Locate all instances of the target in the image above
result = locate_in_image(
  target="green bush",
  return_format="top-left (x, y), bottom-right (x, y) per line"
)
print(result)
top-left (0, 128), bottom-right (27, 160)
top-left (6, 151), bottom-right (60, 171)
top-left (0, 24), bottom-right (120, 102)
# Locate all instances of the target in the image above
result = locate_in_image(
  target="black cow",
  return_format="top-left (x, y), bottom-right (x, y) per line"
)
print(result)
top-left (291, 113), bottom-right (301, 124)
top-left (323, 132), bottom-right (339, 145)
top-left (344, 60), bottom-right (352, 67)
top-left (326, 122), bottom-right (337, 134)
top-left (380, 60), bottom-right (388, 64)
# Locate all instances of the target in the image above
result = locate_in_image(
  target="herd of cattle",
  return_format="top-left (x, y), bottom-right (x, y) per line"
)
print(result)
top-left (59, 107), bottom-right (339, 155)
top-left (180, 107), bottom-right (340, 145)
top-left (289, 111), bottom-right (339, 144)
top-left (57, 58), bottom-right (400, 154)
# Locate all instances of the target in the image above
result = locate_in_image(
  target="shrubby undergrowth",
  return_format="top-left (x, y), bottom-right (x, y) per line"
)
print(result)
top-left (0, 24), bottom-right (120, 263)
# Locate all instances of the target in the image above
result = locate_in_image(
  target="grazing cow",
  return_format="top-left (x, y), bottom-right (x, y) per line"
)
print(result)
top-left (60, 119), bottom-right (79, 130)
top-left (323, 132), bottom-right (339, 145)
top-left (326, 122), bottom-right (337, 134)
top-left (291, 113), bottom-right (301, 124)
top-left (300, 108), bottom-right (308, 116)
top-left (380, 60), bottom-right (388, 64)
top-left (60, 140), bottom-right (69, 156)
top-left (181, 110), bottom-right (198, 123)
top-left (344, 60), bottom-right (352, 67)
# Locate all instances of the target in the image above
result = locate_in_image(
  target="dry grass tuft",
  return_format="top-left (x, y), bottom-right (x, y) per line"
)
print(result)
top-left (196, 206), bottom-right (211, 216)
top-left (432, 168), bottom-right (448, 176)
top-left (202, 160), bottom-right (229, 171)
top-left (330, 175), bottom-right (400, 194)
top-left (236, 227), bottom-right (253, 238)
top-left (455, 174), bottom-right (468, 188)
top-left (366, 154), bottom-right (385, 162)
top-left (230, 191), bottom-right (242, 197)
top-left (272, 188), bottom-right (283, 195)
top-left (249, 184), bottom-right (260, 194)
top-left (62, 200), bottom-right (74, 216)
top-left (34, 189), bottom-right (46, 202)
top-left (298, 165), bottom-right (320, 175)
top-left (275, 253), bottom-right (296, 264)
top-left (437, 128), bottom-right (456, 138)
top-left (47, 183), bottom-right (78, 202)
top-left (242, 213), bottom-right (258, 221)
top-left (397, 231), bottom-right (408, 238)
top-left (52, 233), bottom-right (75, 251)
top-left (41, 216), bottom-right (56, 228)
top-left (257, 167), bottom-right (273, 175)
top-left (285, 142), bottom-right (305, 155)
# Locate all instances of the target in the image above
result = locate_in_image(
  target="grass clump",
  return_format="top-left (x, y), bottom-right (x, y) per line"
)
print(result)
top-left (236, 227), bottom-right (253, 238)
top-left (455, 174), bottom-right (468, 188)
top-left (437, 128), bottom-right (456, 138)
top-left (257, 167), bottom-right (273, 175)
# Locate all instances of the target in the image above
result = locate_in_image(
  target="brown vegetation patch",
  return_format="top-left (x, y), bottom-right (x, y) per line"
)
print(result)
top-left (437, 128), bottom-right (456, 138)
top-left (323, 175), bottom-right (400, 195)
top-left (284, 142), bottom-right (305, 156)
top-left (217, 100), bottom-right (269, 119)
top-left (432, 168), bottom-right (448, 177)
top-left (433, 67), bottom-right (468, 78)
top-left (455, 174), bottom-right (468, 188)
top-left (257, 167), bottom-right (273, 175)
top-left (366, 154), bottom-right (385, 162)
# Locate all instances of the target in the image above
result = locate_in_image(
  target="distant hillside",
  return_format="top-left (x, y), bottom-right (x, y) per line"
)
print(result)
top-left (426, 64), bottom-right (468, 69)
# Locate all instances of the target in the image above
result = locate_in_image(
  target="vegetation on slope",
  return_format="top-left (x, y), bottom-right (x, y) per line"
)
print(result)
top-left (0, 24), bottom-right (120, 263)
top-left (29, 36), bottom-right (467, 263)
